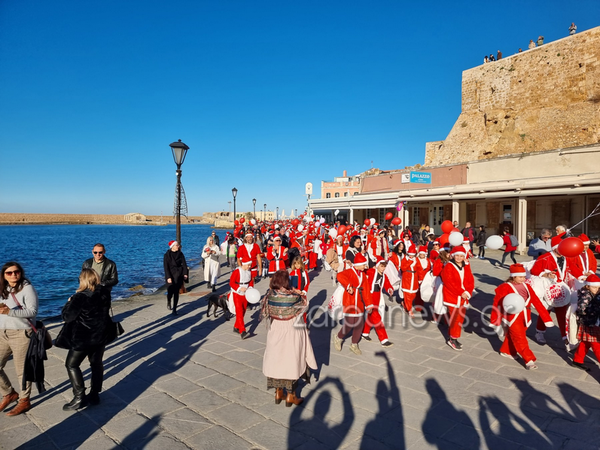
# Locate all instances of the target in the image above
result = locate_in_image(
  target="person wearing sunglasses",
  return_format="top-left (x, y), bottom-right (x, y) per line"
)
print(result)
top-left (81, 243), bottom-right (119, 297)
top-left (0, 262), bottom-right (38, 416)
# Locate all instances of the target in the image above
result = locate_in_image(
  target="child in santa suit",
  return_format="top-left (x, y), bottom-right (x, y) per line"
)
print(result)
top-left (228, 258), bottom-right (254, 340)
top-left (490, 264), bottom-right (554, 370)
top-left (572, 274), bottom-right (600, 372)
top-left (401, 244), bottom-right (423, 317)
top-left (237, 232), bottom-right (263, 282)
top-left (362, 257), bottom-right (394, 348)
top-left (441, 246), bottom-right (475, 351)
top-left (266, 236), bottom-right (288, 275)
top-left (569, 234), bottom-right (598, 279)
top-left (333, 253), bottom-right (373, 355)
top-left (530, 235), bottom-right (574, 348)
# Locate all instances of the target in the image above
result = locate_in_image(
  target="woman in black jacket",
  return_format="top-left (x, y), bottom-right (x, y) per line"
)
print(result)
top-left (163, 240), bottom-right (188, 315)
top-left (58, 268), bottom-right (111, 410)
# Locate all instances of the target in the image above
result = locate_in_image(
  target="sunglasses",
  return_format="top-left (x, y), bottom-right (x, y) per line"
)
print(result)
top-left (5, 270), bottom-right (21, 276)
top-left (93, 251), bottom-right (104, 255)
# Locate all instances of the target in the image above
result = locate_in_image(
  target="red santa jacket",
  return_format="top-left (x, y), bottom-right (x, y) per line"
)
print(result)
top-left (229, 267), bottom-right (255, 296)
top-left (530, 251), bottom-right (571, 283)
top-left (290, 268), bottom-right (310, 293)
top-left (417, 257), bottom-right (432, 281)
top-left (491, 282), bottom-right (552, 328)
top-left (266, 245), bottom-right (288, 273)
top-left (388, 252), bottom-right (401, 271)
top-left (370, 236), bottom-right (389, 259)
top-left (336, 267), bottom-right (373, 317)
top-left (401, 255), bottom-right (422, 294)
top-left (440, 261), bottom-right (475, 307)
top-left (569, 249), bottom-right (598, 279)
top-left (366, 267), bottom-right (393, 307)
top-left (432, 258), bottom-right (445, 277)
top-left (237, 243), bottom-right (262, 271)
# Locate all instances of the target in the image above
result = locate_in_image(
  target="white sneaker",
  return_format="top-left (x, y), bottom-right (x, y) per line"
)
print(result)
top-left (473, 256), bottom-right (478, 259)
top-left (535, 332), bottom-right (546, 344)
top-left (526, 361), bottom-right (538, 370)
top-left (333, 335), bottom-right (343, 352)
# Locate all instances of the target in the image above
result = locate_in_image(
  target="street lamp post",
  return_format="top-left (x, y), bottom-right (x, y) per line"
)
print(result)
top-left (263, 203), bottom-right (266, 221)
top-left (232, 188), bottom-right (238, 223)
top-left (276, 207), bottom-right (279, 220)
top-left (169, 139), bottom-right (189, 245)
top-left (252, 198), bottom-right (256, 221)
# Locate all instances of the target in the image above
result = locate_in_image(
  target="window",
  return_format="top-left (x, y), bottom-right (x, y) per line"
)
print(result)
top-left (335, 193), bottom-right (340, 198)
top-left (344, 192), bottom-right (348, 197)
top-left (326, 193), bottom-right (331, 198)
top-left (354, 192), bottom-right (359, 196)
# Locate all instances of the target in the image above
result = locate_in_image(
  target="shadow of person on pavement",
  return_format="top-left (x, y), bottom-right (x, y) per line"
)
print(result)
top-left (18, 305), bottom-right (214, 449)
top-left (422, 378), bottom-right (481, 449)
top-left (361, 351), bottom-right (404, 449)
top-left (288, 376), bottom-right (354, 449)
top-left (306, 289), bottom-right (333, 376)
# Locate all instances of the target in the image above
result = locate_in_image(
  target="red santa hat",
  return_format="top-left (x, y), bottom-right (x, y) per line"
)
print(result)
top-left (418, 246), bottom-right (428, 255)
top-left (450, 246), bottom-right (467, 257)
top-left (378, 229), bottom-right (386, 235)
top-left (240, 257), bottom-right (252, 266)
top-left (273, 236), bottom-right (282, 241)
top-left (586, 274), bottom-right (600, 287)
top-left (463, 238), bottom-right (469, 244)
top-left (353, 253), bottom-right (368, 267)
top-left (168, 240), bottom-right (178, 249)
top-left (551, 235), bottom-right (563, 250)
top-left (392, 239), bottom-right (401, 248)
top-left (375, 255), bottom-right (387, 267)
top-left (579, 233), bottom-right (591, 245)
top-left (433, 240), bottom-right (440, 245)
top-left (407, 244), bottom-right (417, 255)
top-left (509, 264), bottom-right (527, 277)
top-left (245, 231), bottom-right (254, 238)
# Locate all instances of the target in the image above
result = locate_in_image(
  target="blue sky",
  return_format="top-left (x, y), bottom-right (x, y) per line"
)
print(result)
top-left (1, 1), bottom-right (597, 216)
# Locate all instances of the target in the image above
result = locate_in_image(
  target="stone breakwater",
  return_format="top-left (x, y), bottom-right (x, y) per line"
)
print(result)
top-left (0, 213), bottom-right (209, 225)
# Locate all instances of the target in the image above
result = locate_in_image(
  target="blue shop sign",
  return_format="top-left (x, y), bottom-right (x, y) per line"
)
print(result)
top-left (410, 171), bottom-right (432, 184)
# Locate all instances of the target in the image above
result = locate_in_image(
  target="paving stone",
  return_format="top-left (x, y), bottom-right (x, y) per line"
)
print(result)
top-left (182, 388), bottom-right (230, 414)
top-left (129, 391), bottom-right (185, 418)
top-left (241, 419), bottom-right (307, 450)
top-left (209, 402), bottom-right (267, 431)
top-left (103, 412), bottom-right (158, 443)
top-left (172, 361), bottom-right (219, 381)
top-left (134, 432), bottom-right (191, 450)
top-left (208, 358), bottom-right (250, 375)
top-left (74, 434), bottom-right (121, 450)
top-left (158, 407), bottom-right (213, 440)
top-left (154, 375), bottom-right (204, 398)
top-left (462, 368), bottom-right (515, 388)
top-left (222, 385), bottom-right (274, 408)
top-left (420, 358), bottom-right (470, 376)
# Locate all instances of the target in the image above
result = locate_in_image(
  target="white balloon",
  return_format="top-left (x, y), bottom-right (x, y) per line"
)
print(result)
top-left (449, 231), bottom-right (464, 247)
top-left (315, 222), bottom-right (321, 228)
top-left (245, 287), bottom-right (261, 304)
top-left (319, 218), bottom-right (325, 224)
top-left (334, 209), bottom-right (340, 216)
top-left (250, 219), bottom-right (256, 225)
top-left (502, 293), bottom-right (525, 314)
top-left (328, 228), bottom-right (338, 239)
top-left (297, 224), bottom-right (304, 231)
top-left (370, 218), bottom-right (376, 226)
top-left (486, 235), bottom-right (504, 250)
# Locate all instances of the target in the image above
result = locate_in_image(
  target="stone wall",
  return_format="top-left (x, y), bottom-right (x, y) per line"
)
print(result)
top-left (425, 26), bottom-right (600, 166)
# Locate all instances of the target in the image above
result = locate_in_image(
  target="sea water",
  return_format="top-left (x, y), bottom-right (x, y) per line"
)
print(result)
top-left (0, 224), bottom-right (230, 318)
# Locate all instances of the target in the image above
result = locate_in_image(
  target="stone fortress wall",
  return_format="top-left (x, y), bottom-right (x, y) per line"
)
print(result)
top-left (425, 26), bottom-right (600, 166)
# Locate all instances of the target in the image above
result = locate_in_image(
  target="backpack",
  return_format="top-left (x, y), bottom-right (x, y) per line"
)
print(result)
top-left (509, 235), bottom-right (519, 247)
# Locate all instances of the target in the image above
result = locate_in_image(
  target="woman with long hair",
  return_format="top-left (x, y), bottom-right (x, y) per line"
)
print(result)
top-left (0, 262), bottom-right (38, 416)
top-left (56, 269), bottom-right (111, 410)
top-left (261, 270), bottom-right (316, 406)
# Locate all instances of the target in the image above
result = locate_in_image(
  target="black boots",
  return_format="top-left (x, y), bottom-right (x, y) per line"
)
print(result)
top-left (63, 367), bottom-right (86, 411)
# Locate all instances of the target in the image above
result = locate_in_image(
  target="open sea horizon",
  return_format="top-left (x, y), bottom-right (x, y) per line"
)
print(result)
top-left (0, 224), bottom-right (230, 318)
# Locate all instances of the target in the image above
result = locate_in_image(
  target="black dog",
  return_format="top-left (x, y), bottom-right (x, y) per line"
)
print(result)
top-left (206, 294), bottom-right (231, 320)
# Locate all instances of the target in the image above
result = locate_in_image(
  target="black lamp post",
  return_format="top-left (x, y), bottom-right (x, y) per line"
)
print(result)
top-left (252, 198), bottom-right (256, 220)
top-left (232, 188), bottom-right (238, 223)
top-left (169, 139), bottom-right (189, 245)
top-left (276, 206), bottom-right (279, 220)
top-left (263, 203), bottom-right (266, 221)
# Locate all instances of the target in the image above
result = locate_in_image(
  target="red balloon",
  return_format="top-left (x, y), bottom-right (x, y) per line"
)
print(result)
top-left (292, 219), bottom-right (300, 226)
top-left (364, 219), bottom-right (370, 226)
top-left (452, 227), bottom-right (460, 233)
top-left (385, 212), bottom-right (393, 221)
top-left (441, 220), bottom-right (453, 234)
top-left (439, 234), bottom-right (449, 246)
top-left (558, 237), bottom-right (584, 257)
top-left (234, 220), bottom-right (239, 226)
top-left (240, 218), bottom-right (245, 223)
top-left (311, 215), bottom-right (314, 218)
top-left (391, 217), bottom-right (402, 226)
top-left (338, 225), bottom-right (347, 236)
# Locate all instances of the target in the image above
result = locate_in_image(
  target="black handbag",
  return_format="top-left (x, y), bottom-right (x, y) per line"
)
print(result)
top-left (105, 307), bottom-right (124, 344)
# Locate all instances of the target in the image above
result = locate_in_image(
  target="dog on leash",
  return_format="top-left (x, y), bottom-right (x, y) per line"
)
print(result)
top-left (207, 294), bottom-right (231, 320)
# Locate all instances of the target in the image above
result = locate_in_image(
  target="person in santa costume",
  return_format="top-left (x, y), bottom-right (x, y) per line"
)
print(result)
top-left (441, 246), bottom-right (475, 351)
top-left (490, 264), bottom-right (554, 370)
top-left (370, 229), bottom-right (389, 260)
top-left (237, 232), bottom-right (263, 282)
top-left (569, 234), bottom-right (598, 279)
top-left (345, 236), bottom-right (364, 270)
top-left (401, 244), bottom-right (423, 317)
top-left (333, 253), bottom-right (373, 355)
top-left (429, 240), bottom-right (441, 263)
top-left (530, 235), bottom-right (573, 347)
top-left (417, 245), bottom-right (432, 275)
top-left (228, 257), bottom-right (254, 339)
top-left (362, 257), bottom-right (394, 347)
top-left (266, 236), bottom-right (288, 275)
top-left (572, 274), bottom-right (600, 372)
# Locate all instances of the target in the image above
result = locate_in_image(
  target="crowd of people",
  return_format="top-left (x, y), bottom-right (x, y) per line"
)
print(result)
top-left (2, 215), bottom-right (599, 414)
top-left (483, 23), bottom-right (578, 65)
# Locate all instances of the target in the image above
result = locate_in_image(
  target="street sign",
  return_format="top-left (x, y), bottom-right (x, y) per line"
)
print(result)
top-left (401, 173), bottom-right (410, 184)
top-left (305, 182), bottom-right (313, 195)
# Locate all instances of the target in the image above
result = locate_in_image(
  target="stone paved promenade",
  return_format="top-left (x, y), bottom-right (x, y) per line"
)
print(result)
top-left (2, 250), bottom-right (600, 449)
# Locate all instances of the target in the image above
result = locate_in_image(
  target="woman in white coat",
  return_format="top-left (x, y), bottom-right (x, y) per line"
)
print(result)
top-left (203, 237), bottom-right (221, 292)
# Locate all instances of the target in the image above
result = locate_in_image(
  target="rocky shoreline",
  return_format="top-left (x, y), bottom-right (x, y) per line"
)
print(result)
top-left (0, 213), bottom-right (220, 226)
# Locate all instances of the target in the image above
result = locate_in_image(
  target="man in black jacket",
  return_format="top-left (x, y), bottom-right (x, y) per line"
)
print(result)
top-left (82, 243), bottom-right (119, 297)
